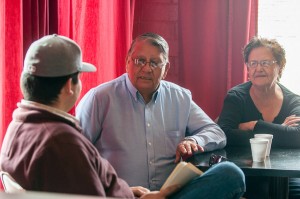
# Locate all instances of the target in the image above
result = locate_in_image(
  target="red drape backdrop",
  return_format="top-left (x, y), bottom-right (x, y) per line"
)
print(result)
top-left (178, 0), bottom-right (258, 119)
top-left (0, 0), bottom-right (135, 148)
top-left (0, 0), bottom-right (24, 150)
top-left (0, 0), bottom-right (59, 149)
top-left (57, 0), bottom-right (135, 104)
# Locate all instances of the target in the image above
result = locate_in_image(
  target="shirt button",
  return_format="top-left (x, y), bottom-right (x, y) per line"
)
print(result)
top-left (148, 142), bottom-right (152, 146)
top-left (147, 123), bottom-right (150, 127)
top-left (149, 161), bottom-right (153, 165)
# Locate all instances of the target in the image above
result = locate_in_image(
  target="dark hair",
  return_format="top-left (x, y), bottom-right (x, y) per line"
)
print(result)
top-left (21, 72), bottom-right (79, 105)
top-left (127, 32), bottom-right (169, 64)
top-left (243, 36), bottom-right (286, 80)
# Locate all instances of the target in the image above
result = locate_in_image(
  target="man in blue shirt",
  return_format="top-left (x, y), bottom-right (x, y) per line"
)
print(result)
top-left (76, 32), bottom-right (245, 198)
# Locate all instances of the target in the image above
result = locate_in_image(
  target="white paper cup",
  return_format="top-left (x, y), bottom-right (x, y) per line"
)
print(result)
top-left (254, 134), bottom-right (273, 156)
top-left (250, 138), bottom-right (269, 162)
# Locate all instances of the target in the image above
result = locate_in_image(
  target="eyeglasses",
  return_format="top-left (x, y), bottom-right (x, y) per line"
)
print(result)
top-left (246, 60), bottom-right (277, 69)
top-left (132, 58), bottom-right (166, 69)
top-left (209, 154), bottom-right (227, 167)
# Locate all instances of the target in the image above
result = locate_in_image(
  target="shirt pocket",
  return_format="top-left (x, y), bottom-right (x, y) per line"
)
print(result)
top-left (165, 131), bottom-right (183, 155)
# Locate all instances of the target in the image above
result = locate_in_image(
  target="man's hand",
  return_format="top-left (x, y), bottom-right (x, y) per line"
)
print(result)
top-left (175, 139), bottom-right (204, 163)
top-left (131, 186), bottom-right (150, 197)
top-left (140, 184), bottom-right (181, 199)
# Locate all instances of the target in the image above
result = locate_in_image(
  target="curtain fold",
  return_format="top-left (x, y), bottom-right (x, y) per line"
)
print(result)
top-left (178, 0), bottom-right (257, 119)
top-left (23, 0), bottom-right (58, 56)
top-left (57, 0), bottom-right (135, 109)
top-left (0, 0), bottom-right (23, 148)
top-left (0, 0), bottom-right (136, 146)
top-left (0, 0), bottom-right (57, 148)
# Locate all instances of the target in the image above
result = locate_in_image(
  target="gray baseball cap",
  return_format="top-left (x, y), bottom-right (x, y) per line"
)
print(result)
top-left (23, 34), bottom-right (96, 77)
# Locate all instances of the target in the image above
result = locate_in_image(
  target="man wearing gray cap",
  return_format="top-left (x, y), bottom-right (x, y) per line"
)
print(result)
top-left (0, 35), bottom-right (180, 198)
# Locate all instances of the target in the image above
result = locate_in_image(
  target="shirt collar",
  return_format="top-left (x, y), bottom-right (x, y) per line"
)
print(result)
top-left (20, 99), bottom-right (80, 126)
top-left (125, 74), bottom-right (139, 102)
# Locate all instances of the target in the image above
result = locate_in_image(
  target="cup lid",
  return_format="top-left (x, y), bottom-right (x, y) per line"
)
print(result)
top-left (250, 138), bottom-right (269, 144)
top-left (254, 134), bottom-right (273, 138)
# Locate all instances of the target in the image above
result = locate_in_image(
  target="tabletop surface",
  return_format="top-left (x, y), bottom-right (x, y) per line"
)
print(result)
top-left (0, 191), bottom-right (116, 199)
top-left (188, 146), bottom-right (300, 177)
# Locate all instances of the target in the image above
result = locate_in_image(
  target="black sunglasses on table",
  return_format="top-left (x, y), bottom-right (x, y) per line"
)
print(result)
top-left (209, 154), bottom-right (228, 167)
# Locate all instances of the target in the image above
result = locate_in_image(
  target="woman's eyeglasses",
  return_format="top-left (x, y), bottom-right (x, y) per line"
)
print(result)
top-left (246, 60), bottom-right (277, 69)
top-left (209, 154), bottom-right (228, 167)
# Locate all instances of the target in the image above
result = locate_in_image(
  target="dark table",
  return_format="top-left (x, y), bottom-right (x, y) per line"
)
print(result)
top-left (0, 191), bottom-right (110, 199)
top-left (188, 146), bottom-right (300, 199)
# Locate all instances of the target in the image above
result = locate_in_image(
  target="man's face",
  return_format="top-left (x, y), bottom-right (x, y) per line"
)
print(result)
top-left (126, 40), bottom-right (169, 99)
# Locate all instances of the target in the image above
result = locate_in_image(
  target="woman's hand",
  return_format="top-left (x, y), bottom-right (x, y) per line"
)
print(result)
top-left (282, 115), bottom-right (300, 126)
top-left (238, 121), bottom-right (257, 131)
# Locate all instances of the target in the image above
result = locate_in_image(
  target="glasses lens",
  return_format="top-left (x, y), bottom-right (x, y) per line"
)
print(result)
top-left (248, 61), bottom-right (258, 68)
top-left (150, 61), bottom-right (158, 68)
top-left (261, 60), bottom-right (271, 67)
top-left (135, 58), bottom-right (145, 66)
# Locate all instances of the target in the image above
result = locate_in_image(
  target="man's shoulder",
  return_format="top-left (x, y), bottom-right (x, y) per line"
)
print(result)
top-left (13, 107), bottom-right (82, 142)
top-left (29, 121), bottom-right (97, 155)
top-left (88, 74), bottom-right (126, 95)
top-left (160, 80), bottom-right (191, 96)
top-left (95, 74), bottom-right (126, 89)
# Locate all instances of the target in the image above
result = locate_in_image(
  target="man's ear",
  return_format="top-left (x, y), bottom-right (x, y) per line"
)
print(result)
top-left (63, 78), bottom-right (74, 95)
top-left (162, 62), bottom-right (170, 79)
top-left (125, 55), bottom-right (130, 72)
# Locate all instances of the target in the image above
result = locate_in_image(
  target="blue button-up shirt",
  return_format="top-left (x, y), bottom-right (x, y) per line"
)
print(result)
top-left (76, 73), bottom-right (226, 190)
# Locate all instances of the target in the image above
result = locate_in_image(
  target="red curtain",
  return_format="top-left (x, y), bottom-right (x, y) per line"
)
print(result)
top-left (0, 0), bottom-right (58, 148)
top-left (57, 0), bottom-right (135, 113)
top-left (0, 0), bottom-right (135, 147)
top-left (22, 0), bottom-right (58, 55)
top-left (178, 0), bottom-right (257, 119)
top-left (0, 0), bottom-right (23, 149)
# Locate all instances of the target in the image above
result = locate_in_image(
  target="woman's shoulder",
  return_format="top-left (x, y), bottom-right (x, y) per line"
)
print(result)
top-left (227, 81), bottom-right (251, 98)
top-left (278, 83), bottom-right (300, 97)
top-left (278, 83), bottom-right (300, 105)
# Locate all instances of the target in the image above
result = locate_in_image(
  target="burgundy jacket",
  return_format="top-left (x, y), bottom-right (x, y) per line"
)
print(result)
top-left (0, 102), bottom-right (134, 198)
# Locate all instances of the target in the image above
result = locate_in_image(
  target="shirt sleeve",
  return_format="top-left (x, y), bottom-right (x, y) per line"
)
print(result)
top-left (76, 88), bottom-right (102, 144)
top-left (253, 93), bottom-right (300, 148)
top-left (186, 101), bottom-right (226, 151)
top-left (217, 91), bottom-right (254, 147)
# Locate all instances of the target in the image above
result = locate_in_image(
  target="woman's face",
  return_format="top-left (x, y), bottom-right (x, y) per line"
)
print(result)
top-left (247, 47), bottom-right (280, 88)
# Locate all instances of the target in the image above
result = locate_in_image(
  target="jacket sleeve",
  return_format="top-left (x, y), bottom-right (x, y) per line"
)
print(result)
top-left (33, 133), bottom-right (134, 198)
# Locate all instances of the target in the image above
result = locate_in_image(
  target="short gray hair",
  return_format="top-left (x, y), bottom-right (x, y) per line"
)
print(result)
top-left (127, 32), bottom-right (169, 64)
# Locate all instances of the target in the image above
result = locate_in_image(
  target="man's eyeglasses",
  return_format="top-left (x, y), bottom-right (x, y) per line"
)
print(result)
top-left (132, 58), bottom-right (165, 69)
top-left (246, 60), bottom-right (277, 69)
top-left (209, 154), bottom-right (227, 167)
